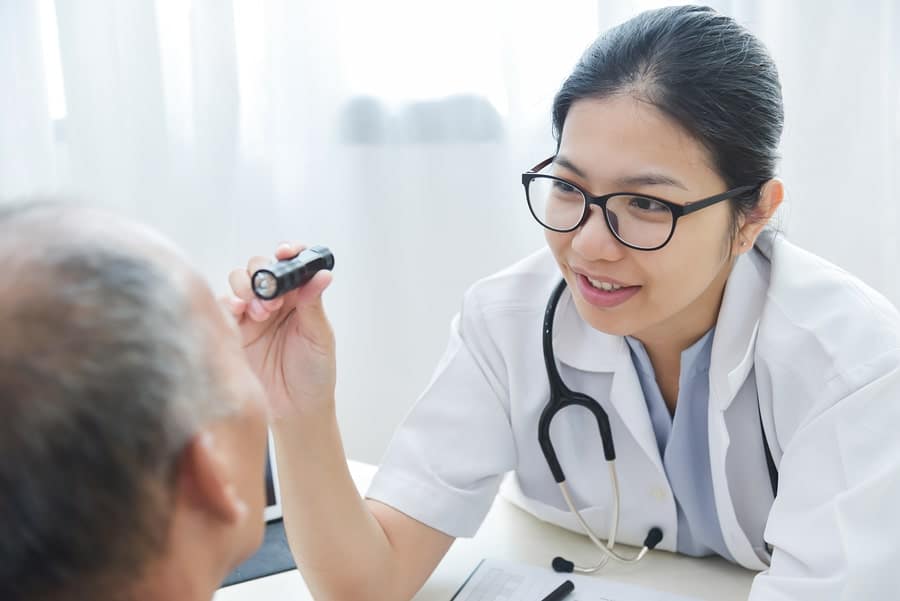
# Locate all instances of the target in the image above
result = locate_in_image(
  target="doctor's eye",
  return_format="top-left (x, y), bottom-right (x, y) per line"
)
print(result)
top-left (552, 180), bottom-right (579, 194)
top-left (627, 196), bottom-right (669, 212)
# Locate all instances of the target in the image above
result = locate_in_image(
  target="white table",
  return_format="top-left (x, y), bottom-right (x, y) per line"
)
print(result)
top-left (215, 461), bottom-right (756, 600)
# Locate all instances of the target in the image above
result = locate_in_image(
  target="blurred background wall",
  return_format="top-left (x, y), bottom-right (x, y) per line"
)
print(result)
top-left (2, 0), bottom-right (898, 463)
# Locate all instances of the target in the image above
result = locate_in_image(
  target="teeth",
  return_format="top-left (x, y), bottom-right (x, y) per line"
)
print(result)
top-left (587, 277), bottom-right (622, 291)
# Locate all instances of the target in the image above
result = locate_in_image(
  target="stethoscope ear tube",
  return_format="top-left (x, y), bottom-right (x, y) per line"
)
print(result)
top-left (542, 279), bottom-right (570, 391)
top-left (538, 398), bottom-right (566, 483)
top-left (583, 395), bottom-right (616, 461)
top-left (539, 279), bottom-right (617, 478)
top-left (538, 279), bottom-right (573, 484)
top-left (538, 390), bottom-right (617, 484)
top-left (552, 540), bottom-right (661, 574)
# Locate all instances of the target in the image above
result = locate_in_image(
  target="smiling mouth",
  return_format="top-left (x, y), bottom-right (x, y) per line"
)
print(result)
top-left (574, 273), bottom-right (642, 308)
top-left (585, 277), bottom-right (626, 291)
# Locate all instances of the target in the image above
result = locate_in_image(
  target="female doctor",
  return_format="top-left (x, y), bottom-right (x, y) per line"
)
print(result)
top-left (226, 5), bottom-right (900, 600)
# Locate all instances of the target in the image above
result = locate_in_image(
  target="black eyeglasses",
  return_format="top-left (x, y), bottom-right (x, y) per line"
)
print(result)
top-left (522, 156), bottom-right (758, 251)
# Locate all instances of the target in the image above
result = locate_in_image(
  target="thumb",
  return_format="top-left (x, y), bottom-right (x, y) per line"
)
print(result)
top-left (290, 269), bottom-right (332, 309)
top-left (286, 270), bottom-right (334, 342)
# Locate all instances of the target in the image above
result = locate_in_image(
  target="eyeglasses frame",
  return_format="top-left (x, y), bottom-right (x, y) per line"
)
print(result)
top-left (522, 156), bottom-right (759, 251)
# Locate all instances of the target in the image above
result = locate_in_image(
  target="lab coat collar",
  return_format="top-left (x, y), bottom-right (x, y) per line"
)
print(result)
top-left (708, 233), bottom-right (772, 411)
top-left (552, 289), bottom-right (626, 373)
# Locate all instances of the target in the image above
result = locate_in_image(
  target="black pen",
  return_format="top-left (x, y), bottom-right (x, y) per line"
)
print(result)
top-left (540, 579), bottom-right (575, 601)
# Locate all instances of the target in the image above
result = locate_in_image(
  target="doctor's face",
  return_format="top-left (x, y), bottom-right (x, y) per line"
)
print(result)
top-left (544, 96), bottom-right (740, 347)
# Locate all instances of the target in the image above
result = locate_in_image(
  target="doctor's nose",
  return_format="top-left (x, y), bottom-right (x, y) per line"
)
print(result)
top-left (571, 205), bottom-right (627, 262)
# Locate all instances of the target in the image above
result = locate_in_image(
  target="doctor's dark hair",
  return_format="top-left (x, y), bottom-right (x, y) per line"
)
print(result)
top-left (552, 5), bottom-right (784, 228)
top-left (0, 202), bottom-right (235, 601)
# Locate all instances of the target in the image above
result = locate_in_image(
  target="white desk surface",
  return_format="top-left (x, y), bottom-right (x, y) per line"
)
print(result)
top-left (215, 461), bottom-right (756, 601)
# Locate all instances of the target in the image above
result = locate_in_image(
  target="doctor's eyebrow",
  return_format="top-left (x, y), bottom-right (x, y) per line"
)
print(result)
top-left (554, 155), bottom-right (689, 191)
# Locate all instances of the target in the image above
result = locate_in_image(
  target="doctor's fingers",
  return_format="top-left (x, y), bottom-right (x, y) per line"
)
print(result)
top-left (221, 294), bottom-right (248, 319)
top-left (274, 241), bottom-right (306, 262)
top-left (227, 256), bottom-right (285, 322)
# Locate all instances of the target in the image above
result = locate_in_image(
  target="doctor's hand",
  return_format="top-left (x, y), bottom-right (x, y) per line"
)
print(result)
top-left (224, 242), bottom-right (335, 419)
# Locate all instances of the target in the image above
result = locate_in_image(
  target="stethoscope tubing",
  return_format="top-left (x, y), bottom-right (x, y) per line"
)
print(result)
top-left (539, 278), bottom-right (663, 572)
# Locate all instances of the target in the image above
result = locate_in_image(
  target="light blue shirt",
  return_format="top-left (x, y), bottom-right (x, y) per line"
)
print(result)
top-left (625, 329), bottom-right (734, 560)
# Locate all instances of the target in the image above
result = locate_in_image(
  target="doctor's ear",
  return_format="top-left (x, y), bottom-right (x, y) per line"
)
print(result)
top-left (733, 178), bottom-right (784, 254)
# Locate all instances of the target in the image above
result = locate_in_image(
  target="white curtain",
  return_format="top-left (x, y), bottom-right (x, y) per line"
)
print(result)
top-left (3, 0), bottom-right (898, 462)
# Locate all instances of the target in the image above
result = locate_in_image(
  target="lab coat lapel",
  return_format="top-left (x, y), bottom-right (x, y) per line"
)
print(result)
top-left (708, 244), bottom-right (771, 570)
top-left (552, 289), bottom-right (664, 472)
top-left (709, 247), bottom-right (769, 410)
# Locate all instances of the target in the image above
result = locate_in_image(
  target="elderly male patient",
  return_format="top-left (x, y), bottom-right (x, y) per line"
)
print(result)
top-left (0, 202), bottom-right (270, 601)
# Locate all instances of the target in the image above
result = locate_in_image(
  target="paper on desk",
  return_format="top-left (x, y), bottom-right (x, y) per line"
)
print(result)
top-left (450, 558), bottom-right (702, 601)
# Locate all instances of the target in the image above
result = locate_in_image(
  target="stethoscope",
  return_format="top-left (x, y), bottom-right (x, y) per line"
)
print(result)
top-left (539, 278), bottom-right (663, 574)
top-left (539, 278), bottom-right (780, 573)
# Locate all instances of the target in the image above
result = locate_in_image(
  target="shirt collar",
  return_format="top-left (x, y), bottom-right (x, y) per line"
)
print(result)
top-left (625, 326), bottom-right (716, 380)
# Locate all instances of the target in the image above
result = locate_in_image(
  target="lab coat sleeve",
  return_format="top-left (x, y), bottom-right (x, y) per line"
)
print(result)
top-left (749, 349), bottom-right (900, 600)
top-left (365, 286), bottom-right (517, 538)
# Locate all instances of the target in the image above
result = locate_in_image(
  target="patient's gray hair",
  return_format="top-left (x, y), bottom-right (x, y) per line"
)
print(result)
top-left (0, 201), bottom-right (236, 601)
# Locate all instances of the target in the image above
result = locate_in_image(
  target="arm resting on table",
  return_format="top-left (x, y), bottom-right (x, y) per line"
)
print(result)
top-left (273, 409), bottom-right (454, 601)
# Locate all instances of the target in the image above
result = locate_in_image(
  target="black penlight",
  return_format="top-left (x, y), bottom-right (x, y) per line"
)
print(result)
top-left (251, 245), bottom-right (334, 300)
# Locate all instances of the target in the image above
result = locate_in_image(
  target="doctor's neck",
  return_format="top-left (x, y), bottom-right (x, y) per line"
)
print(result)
top-left (631, 253), bottom-right (735, 369)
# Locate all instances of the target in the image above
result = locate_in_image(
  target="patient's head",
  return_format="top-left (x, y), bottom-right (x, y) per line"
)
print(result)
top-left (0, 202), bottom-right (269, 601)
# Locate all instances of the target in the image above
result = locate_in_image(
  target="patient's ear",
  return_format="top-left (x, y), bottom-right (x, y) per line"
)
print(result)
top-left (178, 430), bottom-right (247, 524)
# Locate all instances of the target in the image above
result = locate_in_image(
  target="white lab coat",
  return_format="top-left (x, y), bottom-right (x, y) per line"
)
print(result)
top-left (367, 229), bottom-right (900, 600)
